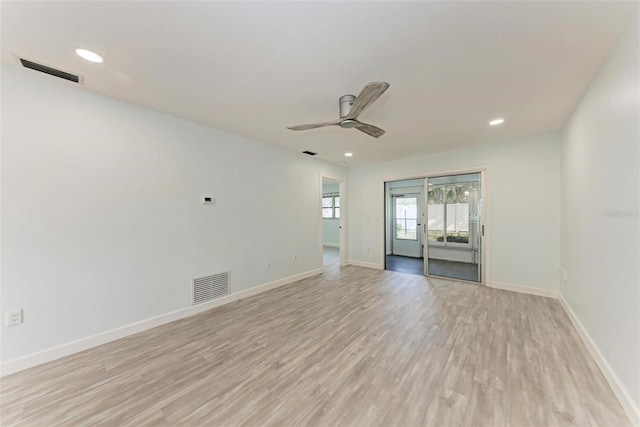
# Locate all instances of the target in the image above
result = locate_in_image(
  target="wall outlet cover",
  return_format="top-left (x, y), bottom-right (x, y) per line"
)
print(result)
top-left (6, 309), bottom-right (23, 326)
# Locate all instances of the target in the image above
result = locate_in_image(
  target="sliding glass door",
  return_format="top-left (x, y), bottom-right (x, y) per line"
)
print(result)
top-left (425, 173), bottom-right (482, 283)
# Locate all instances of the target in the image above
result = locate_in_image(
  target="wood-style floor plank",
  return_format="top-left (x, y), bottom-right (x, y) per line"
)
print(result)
top-left (0, 247), bottom-right (629, 426)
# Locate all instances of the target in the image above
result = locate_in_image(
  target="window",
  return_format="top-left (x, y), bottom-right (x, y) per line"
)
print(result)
top-left (394, 196), bottom-right (418, 240)
top-left (427, 183), bottom-right (474, 245)
top-left (323, 194), bottom-right (340, 218)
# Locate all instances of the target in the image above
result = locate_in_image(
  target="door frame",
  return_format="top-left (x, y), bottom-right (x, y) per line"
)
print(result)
top-left (320, 174), bottom-right (347, 267)
top-left (381, 166), bottom-right (489, 285)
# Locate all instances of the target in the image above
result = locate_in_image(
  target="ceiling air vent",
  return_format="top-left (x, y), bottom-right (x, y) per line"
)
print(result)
top-left (192, 271), bottom-right (230, 305)
top-left (19, 58), bottom-right (81, 83)
top-left (302, 151), bottom-right (317, 156)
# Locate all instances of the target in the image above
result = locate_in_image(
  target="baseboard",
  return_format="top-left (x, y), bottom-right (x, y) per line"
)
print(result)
top-left (558, 293), bottom-right (639, 426)
top-left (488, 281), bottom-right (559, 299)
top-left (485, 281), bottom-right (637, 425)
top-left (322, 242), bottom-right (340, 248)
top-left (348, 259), bottom-right (383, 270)
top-left (0, 268), bottom-right (322, 377)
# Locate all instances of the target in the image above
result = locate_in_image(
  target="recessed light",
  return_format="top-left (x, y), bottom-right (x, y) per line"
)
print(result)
top-left (75, 48), bottom-right (103, 63)
top-left (344, 152), bottom-right (353, 157)
top-left (489, 118), bottom-right (504, 126)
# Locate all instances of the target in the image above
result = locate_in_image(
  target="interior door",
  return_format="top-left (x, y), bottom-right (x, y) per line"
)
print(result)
top-left (391, 193), bottom-right (422, 258)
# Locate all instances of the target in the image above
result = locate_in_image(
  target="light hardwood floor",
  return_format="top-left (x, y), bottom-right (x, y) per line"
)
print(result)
top-left (1, 249), bottom-right (629, 426)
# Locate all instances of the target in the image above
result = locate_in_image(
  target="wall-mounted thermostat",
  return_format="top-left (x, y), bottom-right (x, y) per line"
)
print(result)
top-left (202, 196), bottom-right (215, 205)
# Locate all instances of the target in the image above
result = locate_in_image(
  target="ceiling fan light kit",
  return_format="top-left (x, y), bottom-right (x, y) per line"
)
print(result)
top-left (287, 82), bottom-right (389, 138)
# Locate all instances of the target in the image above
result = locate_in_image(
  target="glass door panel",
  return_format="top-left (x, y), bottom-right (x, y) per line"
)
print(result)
top-left (395, 196), bottom-right (418, 240)
top-left (392, 194), bottom-right (422, 258)
top-left (425, 173), bottom-right (482, 283)
top-left (427, 185), bottom-right (445, 244)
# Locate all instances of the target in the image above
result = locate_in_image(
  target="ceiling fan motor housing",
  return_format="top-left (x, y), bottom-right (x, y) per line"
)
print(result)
top-left (339, 94), bottom-right (357, 128)
top-left (339, 94), bottom-right (356, 118)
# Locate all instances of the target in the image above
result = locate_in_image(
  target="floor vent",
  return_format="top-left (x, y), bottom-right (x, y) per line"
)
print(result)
top-left (192, 271), bottom-right (230, 305)
top-left (19, 58), bottom-right (81, 83)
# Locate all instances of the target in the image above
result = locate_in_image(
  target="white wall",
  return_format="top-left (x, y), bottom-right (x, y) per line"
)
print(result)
top-left (322, 180), bottom-right (340, 246)
top-left (0, 66), bottom-right (346, 363)
top-left (561, 16), bottom-right (639, 417)
top-left (348, 133), bottom-right (562, 291)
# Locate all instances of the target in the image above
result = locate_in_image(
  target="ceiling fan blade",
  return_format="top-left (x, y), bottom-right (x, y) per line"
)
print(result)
top-left (346, 82), bottom-right (390, 120)
top-left (287, 119), bottom-right (341, 131)
top-left (355, 121), bottom-right (386, 138)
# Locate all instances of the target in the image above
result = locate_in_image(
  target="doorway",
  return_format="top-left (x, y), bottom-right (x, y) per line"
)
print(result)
top-left (384, 179), bottom-right (425, 275)
top-left (425, 172), bottom-right (483, 283)
top-left (322, 177), bottom-right (342, 271)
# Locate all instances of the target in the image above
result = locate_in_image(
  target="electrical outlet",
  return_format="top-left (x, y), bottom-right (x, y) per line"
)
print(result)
top-left (265, 261), bottom-right (271, 268)
top-left (6, 309), bottom-right (23, 326)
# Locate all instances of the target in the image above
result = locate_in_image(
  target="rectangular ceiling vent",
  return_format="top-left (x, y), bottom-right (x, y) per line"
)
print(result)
top-left (192, 271), bottom-right (230, 305)
top-left (18, 58), bottom-right (81, 84)
top-left (302, 150), bottom-right (317, 156)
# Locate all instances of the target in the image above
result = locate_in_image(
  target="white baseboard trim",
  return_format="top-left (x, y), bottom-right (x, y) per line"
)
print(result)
top-left (322, 242), bottom-right (340, 248)
top-left (488, 281), bottom-right (559, 299)
top-left (558, 294), bottom-right (639, 426)
top-left (265, 274), bottom-right (637, 425)
top-left (0, 268), bottom-right (322, 377)
top-left (348, 259), bottom-right (383, 270)
top-left (484, 281), bottom-right (637, 425)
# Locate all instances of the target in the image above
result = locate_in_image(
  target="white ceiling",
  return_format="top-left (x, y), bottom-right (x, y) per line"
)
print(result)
top-left (1, 1), bottom-right (637, 166)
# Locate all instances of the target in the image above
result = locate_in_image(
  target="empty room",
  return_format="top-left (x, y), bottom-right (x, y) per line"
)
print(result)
top-left (1, 1), bottom-right (638, 426)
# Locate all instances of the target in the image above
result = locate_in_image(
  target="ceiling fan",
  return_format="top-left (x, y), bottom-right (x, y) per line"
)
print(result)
top-left (287, 82), bottom-right (389, 138)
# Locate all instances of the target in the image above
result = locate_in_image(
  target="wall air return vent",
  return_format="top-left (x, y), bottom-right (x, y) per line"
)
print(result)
top-left (302, 151), bottom-right (317, 156)
top-left (18, 58), bottom-right (81, 84)
top-left (192, 271), bottom-right (230, 305)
